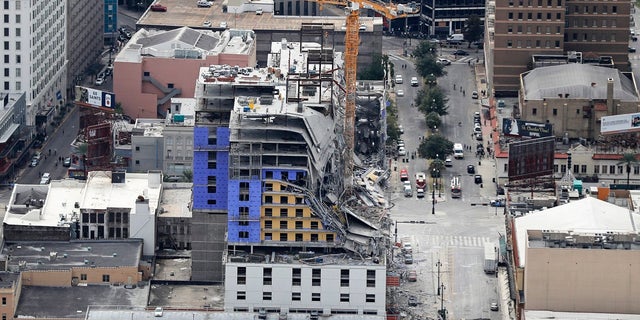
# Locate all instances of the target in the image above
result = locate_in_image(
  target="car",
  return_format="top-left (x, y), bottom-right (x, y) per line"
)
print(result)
top-left (467, 164), bottom-right (475, 174)
top-left (490, 198), bottom-right (506, 207)
top-left (472, 91), bottom-right (479, 99)
top-left (397, 89), bottom-right (404, 97)
top-left (403, 184), bottom-right (412, 197)
top-left (496, 185), bottom-right (505, 195)
top-left (202, 20), bottom-right (212, 27)
top-left (453, 49), bottom-right (469, 56)
top-left (32, 140), bottom-right (42, 149)
top-left (395, 74), bottom-right (403, 84)
top-left (474, 111), bottom-right (481, 119)
top-left (401, 239), bottom-right (412, 253)
top-left (124, 30), bottom-right (132, 38)
top-left (398, 125), bottom-right (404, 134)
top-left (150, 4), bottom-right (167, 12)
top-left (256, 8), bottom-right (263, 15)
top-left (105, 68), bottom-right (112, 77)
top-left (33, 152), bottom-right (41, 161)
top-left (398, 146), bottom-right (406, 156)
top-left (400, 169), bottom-right (409, 181)
top-left (490, 302), bottom-right (499, 311)
top-left (408, 296), bottom-right (418, 306)
top-left (410, 77), bottom-right (419, 87)
top-left (404, 254), bottom-right (413, 264)
top-left (629, 47), bottom-right (637, 53)
top-left (397, 140), bottom-right (405, 148)
top-left (474, 174), bottom-right (483, 184)
top-left (220, 21), bottom-right (228, 28)
top-left (474, 126), bottom-right (482, 133)
top-left (30, 159), bottom-right (39, 167)
top-left (40, 173), bottom-right (51, 185)
top-left (475, 132), bottom-right (483, 141)
top-left (63, 157), bottom-right (71, 167)
top-left (444, 157), bottom-right (453, 167)
top-left (428, 38), bottom-right (440, 44)
top-left (106, 63), bottom-right (114, 70)
top-left (95, 78), bottom-right (104, 86)
top-left (407, 270), bottom-right (417, 282)
top-left (154, 307), bottom-right (164, 317)
top-left (359, 23), bottom-right (367, 31)
top-left (197, 0), bottom-right (212, 7)
top-left (118, 27), bottom-right (128, 34)
top-left (437, 58), bottom-right (451, 65)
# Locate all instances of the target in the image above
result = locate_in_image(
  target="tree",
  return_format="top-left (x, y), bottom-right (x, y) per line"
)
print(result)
top-left (182, 169), bottom-right (194, 182)
top-left (415, 87), bottom-right (448, 116)
top-left (358, 53), bottom-right (385, 80)
top-left (429, 158), bottom-right (446, 178)
top-left (413, 41), bottom-right (445, 79)
top-left (616, 153), bottom-right (639, 188)
top-left (463, 15), bottom-right (483, 48)
top-left (418, 134), bottom-right (454, 160)
top-left (425, 111), bottom-right (442, 130)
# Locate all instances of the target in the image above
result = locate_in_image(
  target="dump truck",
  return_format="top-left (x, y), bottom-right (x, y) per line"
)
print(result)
top-left (483, 242), bottom-right (497, 274)
top-left (415, 172), bottom-right (426, 198)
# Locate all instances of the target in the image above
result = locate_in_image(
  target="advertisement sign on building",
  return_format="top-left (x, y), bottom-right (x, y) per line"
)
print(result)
top-left (508, 136), bottom-right (555, 182)
top-left (502, 118), bottom-right (553, 137)
top-left (600, 113), bottom-right (640, 134)
top-left (74, 86), bottom-right (115, 110)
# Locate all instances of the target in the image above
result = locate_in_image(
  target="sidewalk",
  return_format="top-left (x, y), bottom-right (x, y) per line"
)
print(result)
top-left (473, 62), bottom-right (499, 199)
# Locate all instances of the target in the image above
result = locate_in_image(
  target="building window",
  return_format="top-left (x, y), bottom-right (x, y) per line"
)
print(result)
top-left (311, 234), bottom-right (318, 242)
top-left (265, 196), bottom-right (273, 203)
top-left (508, 25), bottom-right (513, 33)
top-left (238, 231), bottom-right (249, 238)
top-left (207, 199), bottom-right (216, 205)
top-left (507, 40), bottom-right (513, 47)
top-left (532, 108), bottom-right (537, 115)
top-left (280, 196), bottom-right (289, 204)
top-left (594, 165), bottom-right (600, 174)
top-left (80, 274), bottom-right (87, 281)
top-left (312, 293), bottom-right (321, 301)
top-left (634, 166), bottom-right (640, 175)
top-left (265, 208), bottom-right (272, 216)
top-left (280, 208), bottom-right (288, 216)
top-left (292, 268), bottom-right (301, 286)
top-left (367, 270), bottom-right (376, 287)
top-left (573, 165), bottom-right (579, 174)
top-left (341, 269), bottom-right (350, 287)
top-left (1, 297), bottom-right (6, 305)
top-left (263, 292), bottom-right (272, 301)
top-left (310, 221), bottom-right (318, 229)
top-left (312, 269), bottom-right (321, 286)
top-left (508, 12), bottom-right (513, 19)
top-left (239, 193), bottom-right (249, 201)
top-left (610, 165), bottom-right (616, 174)
top-left (560, 165), bottom-right (567, 173)
top-left (102, 275), bottom-right (110, 282)
top-left (264, 232), bottom-right (272, 240)
top-left (340, 293), bottom-right (350, 302)
top-left (295, 233), bottom-right (303, 241)
top-left (618, 166), bottom-right (624, 174)
top-left (581, 165), bottom-right (587, 174)
top-left (295, 221), bottom-right (303, 229)
top-left (280, 221), bottom-right (287, 229)
top-left (366, 294), bottom-right (376, 303)
top-left (292, 292), bottom-right (301, 301)
top-left (237, 291), bottom-right (246, 300)
top-left (280, 233), bottom-right (288, 241)
top-left (295, 208), bottom-right (303, 217)
top-left (237, 267), bottom-right (246, 284)
top-left (327, 234), bottom-right (334, 242)
top-left (554, 164), bottom-right (559, 173)
top-left (265, 220), bottom-right (272, 229)
top-left (552, 109), bottom-right (557, 116)
top-left (263, 268), bottom-right (272, 285)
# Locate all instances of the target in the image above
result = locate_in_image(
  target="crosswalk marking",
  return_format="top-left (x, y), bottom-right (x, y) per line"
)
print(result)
top-left (420, 234), bottom-right (492, 248)
top-left (388, 53), bottom-right (404, 61)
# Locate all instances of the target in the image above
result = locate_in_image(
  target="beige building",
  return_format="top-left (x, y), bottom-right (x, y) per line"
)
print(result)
top-left (66, 0), bottom-right (104, 99)
top-left (512, 197), bottom-right (640, 317)
top-left (487, 0), bottom-right (631, 96)
top-left (519, 64), bottom-right (640, 139)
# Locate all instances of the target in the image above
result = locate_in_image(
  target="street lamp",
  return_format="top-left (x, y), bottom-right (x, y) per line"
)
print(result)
top-left (432, 182), bottom-right (436, 215)
top-left (439, 283), bottom-right (447, 319)
top-left (436, 259), bottom-right (442, 295)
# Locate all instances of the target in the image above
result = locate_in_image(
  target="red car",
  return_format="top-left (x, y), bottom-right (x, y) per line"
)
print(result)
top-left (400, 169), bottom-right (409, 182)
top-left (150, 4), bottom-right (167, 11)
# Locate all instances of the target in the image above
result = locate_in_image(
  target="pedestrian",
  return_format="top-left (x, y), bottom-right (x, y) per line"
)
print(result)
top-left (453, 84), bottom-right (456, 90)
top-left (463, 90), bottom-right (465, 96)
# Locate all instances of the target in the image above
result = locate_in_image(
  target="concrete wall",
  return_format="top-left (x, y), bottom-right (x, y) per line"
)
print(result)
top-left (21, 266), bottom-right (142, 287)
top-left (0, 277), bottom-right (20, 319)
top-left (3, 225), bottom-right (70, 242)
top-left (131, 134), bottom-right (164, 173)
top-left (524, 246), bottom-right (640, 313)
top-left (224, 263), bottom-right (387, 315)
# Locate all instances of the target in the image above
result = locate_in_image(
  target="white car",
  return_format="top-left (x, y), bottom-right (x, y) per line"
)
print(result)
top-left (398, 146), bottom-right (407, 156)
top-left (398, 125), bottom-right (404, 134)
top-left (437, 58), bottom-right (451, 66)
top-left (410, 77), bottom-right (419, 87)
top-left (444, 157), bottom-right (453, 167)
top-left (395, 74), bottom-right (403, 84)
top-left (256, 8), bottom-right (263, 15)
top-left (197, 0), bottom-right (212, 7)
top-left (95, 77), bottom-right (104, 86)
top-left (40, 173), bottom-right (51, 185)
top-left (203, 20), bottom-right (212, 27)
top-left (472, 91), bottom-right (479, 99)
top-left (154, 307), bottom-right (164, 317)
top-left (397, 89), bottom-right (404, 97)
top-left (219, 21), bottom-right (228, 28)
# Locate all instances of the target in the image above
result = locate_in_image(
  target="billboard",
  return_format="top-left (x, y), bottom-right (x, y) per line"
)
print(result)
top-left (508, 136), bottom-right (555, 182)
top-left (74, 86), bottom-right (115, 110)
top-left (600, 112), bottom-right (640, 134)
top-left (502, 118), bottom-right (553, 137)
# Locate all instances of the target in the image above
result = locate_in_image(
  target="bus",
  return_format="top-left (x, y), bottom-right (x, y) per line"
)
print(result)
top-left (451, 176), bottom-right (461, 198)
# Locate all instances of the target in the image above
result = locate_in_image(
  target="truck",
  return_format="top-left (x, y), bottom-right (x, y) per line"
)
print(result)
top-left (446, 33), bottom-right (464, 44)
top-left (415, 172), bottom-right (426, 198)
top-left (483, 242), bottom-right (498, 274)
top-left (453, 143), bottom-right (464, 159)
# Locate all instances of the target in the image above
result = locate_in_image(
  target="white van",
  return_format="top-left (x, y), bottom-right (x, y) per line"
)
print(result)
top-left (453, 143), bottom-right (464, 159)
top-left (410, 77), bottom-right (419, 87)
top-left (395, 75), bottom-right (403, 84)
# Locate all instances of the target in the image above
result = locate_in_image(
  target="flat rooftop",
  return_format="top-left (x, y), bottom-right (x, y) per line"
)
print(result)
top-left (2, 240), bottom-right (142, 271)
top-left (87, 308), bottom-right (383, 319)
top-left (3, 171), bottom-right (162, 228)
top-left (148, 284), bottom-right (225, 309)
top-left (16, 285), bottom-right (148, 319)
top-left (137, 0), bottom-right (379, 32)
top-left (0, 272), bottom-right (20, 289)
top-left (227, 250), bottom-right (384, 266)
top-left (154, 256), bottom-right (192, 280)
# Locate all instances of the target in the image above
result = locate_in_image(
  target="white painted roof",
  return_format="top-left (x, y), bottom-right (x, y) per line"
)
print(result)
top-left (525, 310), bottom-right (640, 319)
top-left (514, 197), bottom-right (640, 267)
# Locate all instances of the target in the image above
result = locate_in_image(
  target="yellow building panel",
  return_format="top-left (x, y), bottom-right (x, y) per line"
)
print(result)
top-left (262, 231), bottom-right (336, 242)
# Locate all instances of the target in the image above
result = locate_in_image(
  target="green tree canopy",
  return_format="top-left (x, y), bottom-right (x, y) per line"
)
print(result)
top-left (418, 134), bottom-right (454, 160)
top-left (415, 87), bottom-right (449, 116)
top-left (616, 153), bottom-right (640, 187)
top-left (425, 111), bottom-right (442, 130)
top-left (463, 15), bottom-right (483, 48)
top-left (358, 53), bottom-right (386, 80)
top-left (413, 41), bottom-right (445, 79)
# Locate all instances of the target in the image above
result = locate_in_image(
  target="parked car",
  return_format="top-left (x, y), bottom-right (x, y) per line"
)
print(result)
top-left (467, 164), bottom-right (475, 174)
top-left (197, 0), bottom-right (212, 7)
top-left (150, 4), bottom-right (167, 11)
top-left (490, 302), bottom-right (499, 311)
top-left (398, 146), bottom-right (406, 156)
top-left (63, 157), bottom-right (71, 167)
top-left (453, 49), bottom-right (469, 56)
top-left (629, 46), bottom-right (637, 53)
top-left (407, 270), bottom-right (417, 282)
top-left (397, 89), bottom-right (404, 97)
top-left (219, 21), bottom-right (228, 28)
top-left (40, 173), bottom-right (51, 185)
top-left (256, 8), bottom-right (263, 15)
top-left (437, 58), bottom-right (451, 65)
top-left (202, 20), bottom-right (212, 27)
top-left (408, 296), bottom-right (418, 306)
top-left (475, 132), bottom-right (483, 141)
top-left (404, 254), bottom-right (413, 264)
top-left (490, 198), bottom-right (506, 207)
top-left (398, 125), bottom-right (404, 134)
top-left (472, 91), bottom-right (479, 99)
top-left (395, 74), bottom-right (403, 84)
top-left (444, 157), bottom-right (453, 167)
top-left (474, 174), bottom-right (483, 184)
top-left (95, 77), bottom-right (104, 86)
top-left (30, 158), bottom-right (39, 167)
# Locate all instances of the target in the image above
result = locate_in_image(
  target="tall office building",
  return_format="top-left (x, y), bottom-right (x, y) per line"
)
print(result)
top-left (487, 0), bottom-right (630, 96)
top-left (1, 0), bottom-right (67, 127)
top-left (67, 0), bottom-right (104, 100)
top-left (422, 0), bottom-right (486, 37)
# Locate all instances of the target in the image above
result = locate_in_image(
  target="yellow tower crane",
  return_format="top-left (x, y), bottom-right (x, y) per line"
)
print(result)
top-left (315, 0), bottom-right (419, 184)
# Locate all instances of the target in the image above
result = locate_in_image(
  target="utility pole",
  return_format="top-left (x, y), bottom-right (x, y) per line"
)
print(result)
top-left (439, 283), bottom-right (447, 320)
top-left (432, 182), bottom-right (436, 214)
top-left (436, 259), bottom-right (442, 295)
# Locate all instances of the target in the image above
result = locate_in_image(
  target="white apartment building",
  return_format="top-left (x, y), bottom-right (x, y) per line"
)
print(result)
top-left (1, 0), bottom-right (68, 126)
top-left (224, 253), bottom-right (387, 317)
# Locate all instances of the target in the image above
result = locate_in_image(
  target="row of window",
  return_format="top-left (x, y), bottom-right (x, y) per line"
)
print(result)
top-left (506, 39), bottom-right (561, 48)
top-left (79, 274), bottom-right (111, 282)
top-left (264, 208), bottom-right (307, 217)
top-left (236, 267), bottom-right (376, 287)
top-left (507, 25), bottom-right (562, 34)
top-left (81, 212), bottom-right (129, 224)
top-left (264, 220), bottom-right (319, 229)
top-left (508, 0), bottom-right (562, 7)
top-left (261, 232), bottom-right (333, 242)
top-left (502, 163), bottom-right (640, 175)
top-left (568, 18), bottom-right (620, 28)
top-left (236, 291), bottom-right (376, 303)
top-left (232, 307), bottom-right (378, 316)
